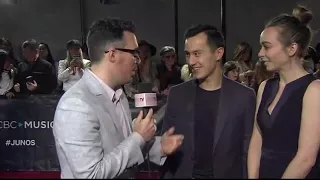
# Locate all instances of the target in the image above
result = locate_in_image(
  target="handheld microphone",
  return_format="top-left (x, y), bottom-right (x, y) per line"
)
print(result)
top-left (134, 93), bottom-right (157, 116)
top-left (133, 83), bottom-right (158, 178)
top-left (134, 83), bottom-right (158, 117)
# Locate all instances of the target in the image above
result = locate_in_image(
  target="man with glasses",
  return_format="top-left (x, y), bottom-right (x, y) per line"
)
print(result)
top-left (53, 18), bottom-right (184, 179)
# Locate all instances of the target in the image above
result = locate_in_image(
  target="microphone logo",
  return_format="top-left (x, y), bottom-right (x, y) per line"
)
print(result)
top-left (134, 93), bottom-right (157, 108)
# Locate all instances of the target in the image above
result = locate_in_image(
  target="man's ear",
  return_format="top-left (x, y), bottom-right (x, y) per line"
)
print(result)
top-left (107, 48), bottom-right (117, 63)
top-left (215, 47), bottom-right (225, 62)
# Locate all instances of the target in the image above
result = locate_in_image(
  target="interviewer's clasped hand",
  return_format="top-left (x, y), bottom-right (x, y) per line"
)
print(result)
top-left (134, 109), bottom-right (156, 142)
top-left (160, 127), bottom-right (184, 156)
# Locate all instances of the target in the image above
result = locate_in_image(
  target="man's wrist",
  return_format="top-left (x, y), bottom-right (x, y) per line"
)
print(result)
top-left (160, 139), bottom-right (166, 157)
top-left (132, 132), bottom-right (146, 149)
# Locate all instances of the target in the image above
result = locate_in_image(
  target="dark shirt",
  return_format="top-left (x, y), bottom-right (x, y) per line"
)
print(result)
top-left (192, 86), bottom-right (220, 178)
top-left (157, 62), bottom-right (183, 91)
top-left (15, 58), bottom-right (57, 95)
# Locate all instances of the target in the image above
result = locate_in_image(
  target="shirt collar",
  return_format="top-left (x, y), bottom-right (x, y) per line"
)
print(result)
top-left (88, 70), bottom-right (123, 103)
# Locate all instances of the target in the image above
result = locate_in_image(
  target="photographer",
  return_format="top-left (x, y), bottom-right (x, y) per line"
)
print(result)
top-left (14, 39), bottom-right (57, 95)
top-left (58, 40), bottom-right (90, 92)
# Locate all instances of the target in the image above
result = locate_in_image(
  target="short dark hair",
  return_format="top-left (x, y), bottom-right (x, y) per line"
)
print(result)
top-left (223, 61), bottom-right (239, 76)
top-left (86, 18), bottom-right (136, 63)
top-left (266, 5), bottom-right (313, 58)
top-left (22, 39), bottom-right (39, 51)
top-left (184, 24), bottom-right (225, 49)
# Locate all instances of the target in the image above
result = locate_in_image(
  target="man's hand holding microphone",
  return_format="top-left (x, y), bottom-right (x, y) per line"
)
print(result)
top-left (134, 109), bottom-right (157, 142)
top-left (133, 108), bottom-right (184, 156)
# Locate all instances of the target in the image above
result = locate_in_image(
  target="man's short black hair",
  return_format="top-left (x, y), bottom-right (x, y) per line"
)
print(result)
top-left (184, 24), bottom-right (225, 49)
top-left (22, 39), bottom-right (39, 51)
top-left (86, 17), bottom-right (136, 63)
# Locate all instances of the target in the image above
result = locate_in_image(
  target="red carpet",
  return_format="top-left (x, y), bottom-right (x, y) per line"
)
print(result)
top-left (0, 171), bottom-right (60, 179)
top-left (0, 171), bottom-right (159, 179)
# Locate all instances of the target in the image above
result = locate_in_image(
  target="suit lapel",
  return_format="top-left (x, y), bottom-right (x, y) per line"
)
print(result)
top-left (82, 70), bottom-right (124, 139)
top-left (213, 76), bottom-right (231, 151)
top-left (102, 94), bottom-right (124, 138)
top-left (120, 95), bottom-right (133, 134)
top-left (187, 80), bottom-right (197, 155)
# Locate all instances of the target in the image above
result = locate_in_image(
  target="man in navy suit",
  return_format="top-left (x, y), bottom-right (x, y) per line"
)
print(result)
top-left (160, 24), bottom-right (256, 179)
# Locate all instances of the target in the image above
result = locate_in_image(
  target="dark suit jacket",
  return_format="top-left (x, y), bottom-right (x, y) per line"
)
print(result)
top-left (160, 76), bottom-right (256, 179)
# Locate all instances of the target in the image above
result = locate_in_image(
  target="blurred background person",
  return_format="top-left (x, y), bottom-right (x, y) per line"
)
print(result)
top-left (301, 46), bottom-right (317, 73)
top-left (14, 39), bottom-right (57, 95)
top-left (39, 42), bottom-right (56, 72)
top-left (180, 64), bottom-right (193, 82)
top-left (57, 40), bottom-right (90, 92)
top-left (124, 40), bottom-right (159, 98)
top-left (250, 59), bottom-right (274, 92)
top-left (0, 50), bottom-right (18, 99)
top-left (0, 37), bottom-right (20, 68)
top-left (314, 43), bottom-right (320, 78)
top-left (232, 42), bottom-right (254, 86)
top-left (223, 61), bottom-right (240, 82)
top-left (157, 46), bottom-right (182, 96)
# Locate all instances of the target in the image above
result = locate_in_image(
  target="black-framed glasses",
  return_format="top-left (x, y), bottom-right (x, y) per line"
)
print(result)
top-left (105, 48), bottom-right (140, 63)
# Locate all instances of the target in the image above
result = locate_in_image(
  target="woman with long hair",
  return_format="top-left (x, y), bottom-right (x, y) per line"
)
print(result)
top-left (58, 40), bottom-right (90, 92)
top-left (232, 42), bottom-right (254, 86)
top-left (39, 42), bottom-right (56, 71)
top-left (250, 60), bottom-right (274, 92)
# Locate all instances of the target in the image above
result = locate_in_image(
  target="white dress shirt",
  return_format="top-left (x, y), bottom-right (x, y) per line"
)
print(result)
top-left (88, 70), bottom-right (130, 137)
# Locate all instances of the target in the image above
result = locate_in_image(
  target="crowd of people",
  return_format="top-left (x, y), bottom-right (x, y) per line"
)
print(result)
top-left (0, 37), bottom-right (185, 100)
top-left (0, 25), bottom-right (319, 100)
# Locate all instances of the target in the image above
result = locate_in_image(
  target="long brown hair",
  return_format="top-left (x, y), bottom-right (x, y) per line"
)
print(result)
top-left (65, 48), bottom-right (84, 68)
top-left (254, 60), bottom-right (273, 85)
top-left (232, 42), bottom-right (252, 63)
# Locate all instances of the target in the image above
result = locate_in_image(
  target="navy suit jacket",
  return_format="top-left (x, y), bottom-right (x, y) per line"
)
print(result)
top-left (160, 76), bottom-right (256, 178)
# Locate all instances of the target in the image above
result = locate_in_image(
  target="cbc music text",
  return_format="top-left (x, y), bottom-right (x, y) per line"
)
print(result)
top-left (0, 120), bottom-right (53, 129)
top-left (5, 139), bottom-right (36, 146)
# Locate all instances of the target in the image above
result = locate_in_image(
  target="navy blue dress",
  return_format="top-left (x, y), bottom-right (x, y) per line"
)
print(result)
top-left (257, 74), bottom-right (319, 178)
